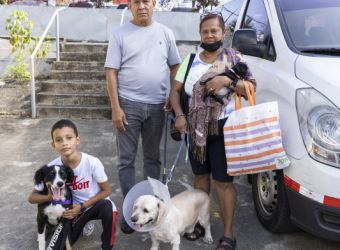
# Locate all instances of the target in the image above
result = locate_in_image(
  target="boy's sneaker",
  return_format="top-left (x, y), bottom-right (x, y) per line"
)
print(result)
top-left (83, 221), bottom-right (95, 236)
top-left (120, 216), bottom-right (135, 234)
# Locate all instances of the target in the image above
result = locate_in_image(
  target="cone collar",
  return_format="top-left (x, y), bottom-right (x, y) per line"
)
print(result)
top-left (122, 177), bottom-right (171, 232)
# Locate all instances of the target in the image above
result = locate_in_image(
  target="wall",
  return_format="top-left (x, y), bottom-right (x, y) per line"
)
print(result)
top-left (0, 5), bottom-right (200, 41)
top-left (0, 5), bottom-right (201, 77)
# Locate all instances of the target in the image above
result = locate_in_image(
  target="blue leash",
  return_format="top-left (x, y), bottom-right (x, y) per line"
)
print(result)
top-left (164, 139), bottom-right (185, 186)
top-left (162, 113), bottom-right (189, 186)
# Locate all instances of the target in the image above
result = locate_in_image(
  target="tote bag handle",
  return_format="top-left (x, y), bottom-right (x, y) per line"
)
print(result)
top-left (235, 81), bottom-right (256, 110)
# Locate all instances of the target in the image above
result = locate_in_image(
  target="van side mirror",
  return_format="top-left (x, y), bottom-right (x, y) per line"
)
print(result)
top-left (232, 29), bottom-right (266, 58)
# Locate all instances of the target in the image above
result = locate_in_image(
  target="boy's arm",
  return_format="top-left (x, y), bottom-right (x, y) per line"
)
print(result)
top-left (82, 181), bottom-right (112, 209)
top-left (63, 181), bottom-right (112, 219)
top-left (28, 189), bottom-right (53, 204)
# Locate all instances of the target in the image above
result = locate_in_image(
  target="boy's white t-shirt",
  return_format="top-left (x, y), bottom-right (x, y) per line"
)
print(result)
top-left (35, 152), bottom-right (116, 210)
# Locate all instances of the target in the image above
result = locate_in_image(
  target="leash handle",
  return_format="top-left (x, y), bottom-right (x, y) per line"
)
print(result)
top-left (185, 129), bottom-right (189, 163)
top-left (164, 139), bottom-right (185, 186)
top-left (162, 112), bottom-right (169, 184)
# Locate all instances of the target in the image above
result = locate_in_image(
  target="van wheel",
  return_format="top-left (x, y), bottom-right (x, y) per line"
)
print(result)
top-left (252, 170), bottom-right (297, 232)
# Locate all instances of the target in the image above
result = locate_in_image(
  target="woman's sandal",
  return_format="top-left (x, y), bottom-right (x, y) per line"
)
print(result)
top-left (183, 223), bottom-right (205, 241)
top-left (215, 236), bottom-right (237, 250)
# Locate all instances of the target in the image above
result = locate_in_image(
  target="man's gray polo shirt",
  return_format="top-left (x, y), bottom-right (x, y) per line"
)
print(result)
top-left (105, 21), bottom-right (181, 104)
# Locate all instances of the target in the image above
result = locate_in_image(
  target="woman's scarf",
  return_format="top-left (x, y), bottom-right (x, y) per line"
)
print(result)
top-left (188, 48), bottom-right (236, 163)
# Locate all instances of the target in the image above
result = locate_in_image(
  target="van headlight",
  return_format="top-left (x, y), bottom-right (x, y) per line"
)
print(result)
top-left (296, 88), bottom-right (340, 168)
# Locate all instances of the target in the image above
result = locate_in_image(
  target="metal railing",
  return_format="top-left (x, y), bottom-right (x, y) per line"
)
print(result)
top-left (29, 7), bottom-right (66, 118)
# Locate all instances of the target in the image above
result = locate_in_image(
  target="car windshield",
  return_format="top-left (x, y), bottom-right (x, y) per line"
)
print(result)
top-left (277, 0), bottom-right (340, 52)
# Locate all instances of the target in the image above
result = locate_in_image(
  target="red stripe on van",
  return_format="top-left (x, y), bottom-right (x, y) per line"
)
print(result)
top-left (324, 196), bottom-right (340, 209)
top-left (284, 175), bottom-right (300, 193)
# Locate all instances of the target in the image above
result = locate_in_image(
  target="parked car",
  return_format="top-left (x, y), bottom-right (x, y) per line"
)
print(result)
top-left (221, 0), bottom-right (340, 241)
top-left (171, 7), bottom-right (198, 12)
top-left (9, 0), bottom-right (47, 5)
top-left (116, 3), bottom-right (127, 9)
top-left (68, 0), bottom-right (93, 8)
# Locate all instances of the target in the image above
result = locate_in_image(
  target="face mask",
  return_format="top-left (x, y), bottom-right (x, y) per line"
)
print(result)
top-left (200, 40), bottom-right (223, 52)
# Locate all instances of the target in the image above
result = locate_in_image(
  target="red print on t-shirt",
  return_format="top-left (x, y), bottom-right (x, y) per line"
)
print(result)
top-left (70, 176), bottom-right (89, 190)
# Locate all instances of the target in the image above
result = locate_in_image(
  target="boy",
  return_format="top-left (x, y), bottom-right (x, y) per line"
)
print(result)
top-left (28, 119), bottom-right (117, 250)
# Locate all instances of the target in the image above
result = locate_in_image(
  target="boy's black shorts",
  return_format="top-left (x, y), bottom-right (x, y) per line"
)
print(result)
top-left (189, 118), bottom-right (234, 183)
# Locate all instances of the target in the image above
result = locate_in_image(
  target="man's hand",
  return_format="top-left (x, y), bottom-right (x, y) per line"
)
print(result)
top-left (112, 107), bottom-right (128, 132)
top-left (164, 97), bottom-right (172, 112)
top-left (63, 204), bottom-right (81, 219)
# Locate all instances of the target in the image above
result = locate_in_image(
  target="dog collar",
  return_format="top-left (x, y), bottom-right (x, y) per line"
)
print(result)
top-left (51, 200), bottom-right (72, 205)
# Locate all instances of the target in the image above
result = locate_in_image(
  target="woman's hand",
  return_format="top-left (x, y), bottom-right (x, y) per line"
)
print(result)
top-left (175, 115), bottom-right (187, 134)
top-left (63, 204), bottom-right (81, 219)
top-left (205, 75), bottom-right (231, 94)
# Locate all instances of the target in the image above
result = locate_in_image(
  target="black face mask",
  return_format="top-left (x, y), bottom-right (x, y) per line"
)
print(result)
top-left (200, 40), bottom-right (223, 52)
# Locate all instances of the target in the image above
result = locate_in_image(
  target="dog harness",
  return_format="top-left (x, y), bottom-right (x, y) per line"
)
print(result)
top-left (50, 200), bottom-right (72, 205)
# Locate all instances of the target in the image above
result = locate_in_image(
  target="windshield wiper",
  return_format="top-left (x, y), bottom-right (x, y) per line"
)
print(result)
top-left (301, 48), bottom-right (340, 55)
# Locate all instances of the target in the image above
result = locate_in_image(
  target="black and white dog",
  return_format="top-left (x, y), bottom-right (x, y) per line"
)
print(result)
top-left (34, 164), bottom-right (74, 250)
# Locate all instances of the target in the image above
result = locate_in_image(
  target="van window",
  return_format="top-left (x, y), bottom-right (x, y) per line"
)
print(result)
top-left (218, 0), bottom-right (244, 47)
top-left (241, 0), bottom-right (276, 60)
top-left (277, 0), bottom-right (340, 52)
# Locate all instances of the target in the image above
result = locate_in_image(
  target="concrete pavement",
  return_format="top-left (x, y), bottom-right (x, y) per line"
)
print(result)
top-left (0, 118), bottom-right (339, 250)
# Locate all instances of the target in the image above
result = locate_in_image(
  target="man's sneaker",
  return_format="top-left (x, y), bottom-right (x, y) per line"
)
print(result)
top-left (120, 216), bottom-right (135, 234)
top-left (83, 221), bottom-right (95, 236)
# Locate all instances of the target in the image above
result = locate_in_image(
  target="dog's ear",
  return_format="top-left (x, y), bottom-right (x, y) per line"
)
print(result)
top-left (155, 200), bottom-right (167, 225)
top-left (34, 165), bottom-right (47, 185)
top-left (64, 166), bottom-right (74, 184)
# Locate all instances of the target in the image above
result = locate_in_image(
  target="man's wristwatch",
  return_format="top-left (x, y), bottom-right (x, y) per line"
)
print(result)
top-left (80, 203), bottom-right (86, 213)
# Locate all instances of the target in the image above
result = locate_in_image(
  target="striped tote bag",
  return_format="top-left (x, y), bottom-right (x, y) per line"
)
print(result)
top-left (224, 82), bottom-right (290, 176)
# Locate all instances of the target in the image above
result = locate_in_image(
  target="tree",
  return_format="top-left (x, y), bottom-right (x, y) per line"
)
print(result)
top-left (158, 0), bottom-right (177, 11)
top-left (5, 10), bottom-right (50, 81)
top-left (196, 0), bottom-right (219, 11)
top-left (5, 11), bottom-right (33, 80)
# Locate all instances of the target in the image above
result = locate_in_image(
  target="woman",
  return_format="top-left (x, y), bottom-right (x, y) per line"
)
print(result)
top-left (170, 13), bottom-right (256, 250)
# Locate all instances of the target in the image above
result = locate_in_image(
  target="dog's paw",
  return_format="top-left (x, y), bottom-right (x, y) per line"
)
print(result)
top-left (203, 235), bottom-right (214, 244)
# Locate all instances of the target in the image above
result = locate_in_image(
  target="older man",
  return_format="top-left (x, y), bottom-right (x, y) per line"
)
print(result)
top-left (105, 0), bottom-right (181, 234)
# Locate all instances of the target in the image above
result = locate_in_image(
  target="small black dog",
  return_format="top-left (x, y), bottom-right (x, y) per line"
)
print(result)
top-left (201, 62), bottom-right (249, 103)
top-left (34, 164), bottom-right (74, 250)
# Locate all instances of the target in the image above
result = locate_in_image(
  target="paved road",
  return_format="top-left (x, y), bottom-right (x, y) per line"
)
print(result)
top-left (0, 118), bottom-right (338, 250)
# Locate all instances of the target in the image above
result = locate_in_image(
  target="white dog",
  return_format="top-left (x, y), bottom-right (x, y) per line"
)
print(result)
top-left (131, 189), bottom-right (213, 250)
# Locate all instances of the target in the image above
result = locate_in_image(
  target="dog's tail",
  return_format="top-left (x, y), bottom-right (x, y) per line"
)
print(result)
top-left (178, 180), bottom-right (194, 191)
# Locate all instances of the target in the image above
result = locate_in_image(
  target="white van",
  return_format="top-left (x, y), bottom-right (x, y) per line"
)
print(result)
top-left (220, 0), bottom-right (340, 241)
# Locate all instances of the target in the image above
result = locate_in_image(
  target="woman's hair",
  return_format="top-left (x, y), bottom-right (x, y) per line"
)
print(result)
top-left (51, 119), bottom-right (79, 139)
top-left (199, 13), bottom-right (225, 32)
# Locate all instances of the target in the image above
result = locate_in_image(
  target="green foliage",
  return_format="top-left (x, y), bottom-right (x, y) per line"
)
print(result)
top-left (196, 0), bottom-right (219, 11)
top-left (5, 10), bottom-right (50, 80)
top-left (5, 10), bottom-right (33, 53)
top-left (8, 52), bottom-right (30, 81)
top-left (29, 36), bottom-right (51, 59)
top-left (5, 11), bottom-right (33, 80)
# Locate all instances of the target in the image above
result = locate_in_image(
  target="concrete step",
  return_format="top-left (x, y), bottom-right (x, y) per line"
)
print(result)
top-left (36, 42), bottom-right (110, 119)
top-left (37, 92), bottom-right (110, 106)
top-left (37, 105), bottom-right (111, 119)
top-left (60, 52), bottom-right (106, 61)
top-left (39, 80), bottom-right (106, 93)
top-left (60, 42), bottom-right (108, 53)
top-left (53, 61), bottom-right (105, 71)
top-left (49, 70), bottom-right (105, 80)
